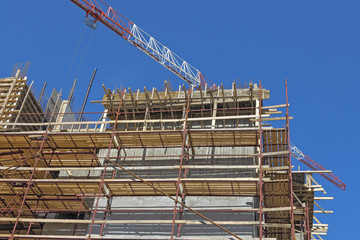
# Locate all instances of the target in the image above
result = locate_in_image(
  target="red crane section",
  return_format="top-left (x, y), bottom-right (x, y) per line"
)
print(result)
top-left (70, 0), bottom-right (132, 39)
top-left (70, 0), bottom-right (215, 89)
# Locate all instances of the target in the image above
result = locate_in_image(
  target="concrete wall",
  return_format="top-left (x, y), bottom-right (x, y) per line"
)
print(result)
top-left (85, 143), bottom-right (258, 238)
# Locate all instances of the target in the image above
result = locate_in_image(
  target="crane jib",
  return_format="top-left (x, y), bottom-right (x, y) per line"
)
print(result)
top-left (290, 143), bottom-right (346, 190)
top-left (70, 0), bottom-right (215, 90)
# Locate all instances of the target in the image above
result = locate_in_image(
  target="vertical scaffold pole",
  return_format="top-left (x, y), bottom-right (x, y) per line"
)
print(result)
top-left (285, 79), bottom-right (296, 239)
top-left (305, 202), bottom-right (311, 240)
top-left (170, 86), bottom-right (191, 239)
top-left (87, 88), bottom-right (125, 239)
top-left (9, 99), bottom-right (59, 239)
top-left (258, 81), bottom-right (264, 239)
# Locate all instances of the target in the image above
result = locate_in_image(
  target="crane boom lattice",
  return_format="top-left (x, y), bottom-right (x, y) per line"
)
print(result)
top-left (290, 143), bottom-right (346, 190)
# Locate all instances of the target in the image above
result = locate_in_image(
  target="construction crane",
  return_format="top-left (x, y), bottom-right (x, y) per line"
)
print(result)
top-left (70, 0), bottom-right (215, 90)
top-left (70, 0), bottom-right (346, 191)
top-left (290, 143), bottom-right (346, 190)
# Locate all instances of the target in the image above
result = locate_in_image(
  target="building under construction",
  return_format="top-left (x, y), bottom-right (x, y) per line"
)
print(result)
top-left (0, 67), bottom-right (338, 240)
top-left (0, 1), bottom-right (346, 239)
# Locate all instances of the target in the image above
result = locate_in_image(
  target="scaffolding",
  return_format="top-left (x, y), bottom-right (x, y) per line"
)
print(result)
top-left (0, 73), bottom-right (332, 239)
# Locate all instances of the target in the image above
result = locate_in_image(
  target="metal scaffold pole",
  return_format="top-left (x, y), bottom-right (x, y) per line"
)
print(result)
top-left (285, 79), bottom-right (296, 239)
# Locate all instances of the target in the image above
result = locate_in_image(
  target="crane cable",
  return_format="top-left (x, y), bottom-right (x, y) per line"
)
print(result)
top-left (74, 29), bottom-right (95, 78)
top-left (63, 25), bottom-right (86, 88)
top-left (62, 25), bottom-right (95, 93)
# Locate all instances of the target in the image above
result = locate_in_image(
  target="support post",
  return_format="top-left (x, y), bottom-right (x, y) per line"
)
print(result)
top-left (285, 79), bottom-right (296, 239)
top-left (258, 82), bottom-right (264, 239)
top-left (38, 81), bottom-right (47, 105)
top-left (170, 86), bottom-right (191, 239)
top-left (87, 88), bottom-right (124, 239)
top-left (78, 68), bottom-right (97, 122)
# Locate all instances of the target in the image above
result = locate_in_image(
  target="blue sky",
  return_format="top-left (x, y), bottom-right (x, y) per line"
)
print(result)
top-left (1, 0), bottom-right (359, 238)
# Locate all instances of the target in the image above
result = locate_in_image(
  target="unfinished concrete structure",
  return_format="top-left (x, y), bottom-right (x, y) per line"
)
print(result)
top-left (0, 72), bottom-right (332, 239)
top-left (0, 69), bottom-right (43, 132)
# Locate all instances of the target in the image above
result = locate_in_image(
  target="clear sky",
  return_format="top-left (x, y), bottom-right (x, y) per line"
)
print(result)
top-left (1, 0), bottom-right (359, 238)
